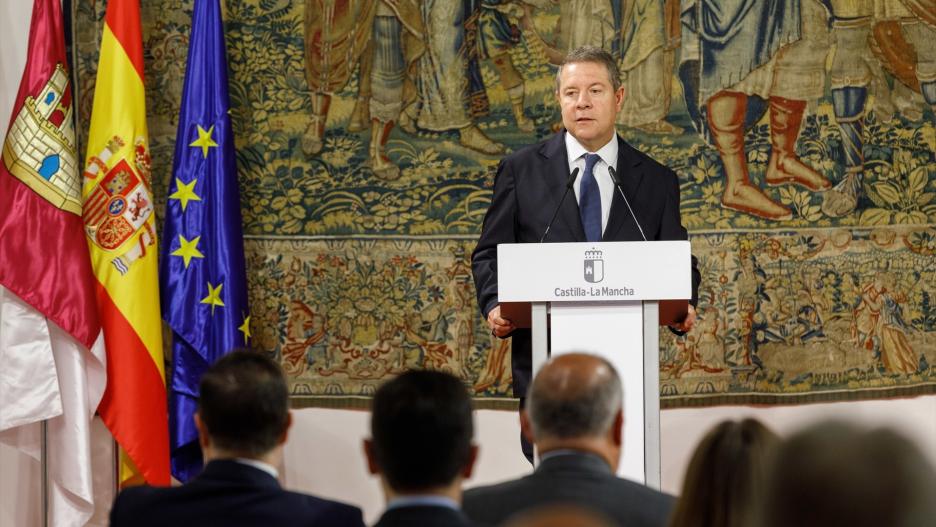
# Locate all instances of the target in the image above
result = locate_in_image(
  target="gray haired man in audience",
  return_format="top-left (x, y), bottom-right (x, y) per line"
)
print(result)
top-left (462, 352), bottom-right (674, 527)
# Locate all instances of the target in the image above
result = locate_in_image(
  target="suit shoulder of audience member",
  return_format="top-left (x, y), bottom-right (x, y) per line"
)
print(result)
top-left (291, 490), bottom-right (365, 524)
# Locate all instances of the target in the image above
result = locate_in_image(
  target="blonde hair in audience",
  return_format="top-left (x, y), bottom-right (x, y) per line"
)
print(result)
top-left (667, 418), bottom-right (778, 527)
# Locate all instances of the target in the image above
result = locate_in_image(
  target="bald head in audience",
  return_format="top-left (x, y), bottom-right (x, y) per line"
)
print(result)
top-left (523, 353), bottom-right (624, 468)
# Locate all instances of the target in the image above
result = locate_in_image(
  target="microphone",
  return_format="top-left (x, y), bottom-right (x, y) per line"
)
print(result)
top-left (608, 166), bottom-right (647, 241)
top-left (540, 167), bottom-right (579, 243)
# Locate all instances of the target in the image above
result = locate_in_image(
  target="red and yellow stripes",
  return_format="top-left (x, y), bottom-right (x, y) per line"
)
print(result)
top-left (83, 0), bottom-right (169, 486)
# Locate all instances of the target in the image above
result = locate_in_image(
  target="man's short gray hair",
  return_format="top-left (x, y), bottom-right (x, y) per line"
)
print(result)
top-left (555, 46), bottom-right (622, 92)
top-left (527, 355), bottom-right (623, 439)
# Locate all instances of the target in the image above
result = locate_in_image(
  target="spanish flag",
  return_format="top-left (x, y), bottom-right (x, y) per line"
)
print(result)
top-left (82, 0), bottom-right (169, 485)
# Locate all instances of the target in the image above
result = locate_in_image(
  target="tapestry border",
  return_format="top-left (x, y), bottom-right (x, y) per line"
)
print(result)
top-left (660, 383), bottom-right (936, 409)
top-left (288, 386), bottom-right (935, 411)
top-left (290, 395), bottom-right (521, 411)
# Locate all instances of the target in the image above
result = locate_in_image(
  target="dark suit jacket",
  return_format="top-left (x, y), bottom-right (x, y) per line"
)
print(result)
top-left (471, 131), bottom-right (701, 396)
top-left (373, 504), bottom-right (474, 527)
top-left (109, 459), bottom-right (365, 527)
top-left (462, 452), bottom-right (675, 527)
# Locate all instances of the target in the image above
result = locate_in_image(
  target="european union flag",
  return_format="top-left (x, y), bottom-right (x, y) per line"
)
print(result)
top-left (160, 0), bottom-right (248, 483)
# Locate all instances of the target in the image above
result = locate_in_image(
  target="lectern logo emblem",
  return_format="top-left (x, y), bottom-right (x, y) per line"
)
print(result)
top-left (584, 248), bottom-right (604, 283)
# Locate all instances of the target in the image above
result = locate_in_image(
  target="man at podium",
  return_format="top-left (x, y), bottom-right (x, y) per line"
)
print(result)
top-left (471, 45), bottom-right (700, 461)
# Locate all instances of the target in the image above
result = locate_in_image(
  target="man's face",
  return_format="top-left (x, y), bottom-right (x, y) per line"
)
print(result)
top-left (556, 61), bottom-right (624, 152)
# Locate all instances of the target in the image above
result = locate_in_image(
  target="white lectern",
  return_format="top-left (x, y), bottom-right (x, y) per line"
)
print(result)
top-left (497, 241), bottom-right (691, 489)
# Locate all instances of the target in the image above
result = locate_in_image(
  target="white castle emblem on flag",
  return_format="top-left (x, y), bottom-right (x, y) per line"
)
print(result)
top-left (1, 64), bottom-right (81, 214)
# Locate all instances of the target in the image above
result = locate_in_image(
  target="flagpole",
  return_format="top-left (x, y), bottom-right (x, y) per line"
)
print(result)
top-left (66, 0), bottom-right (83, 166)
top-left (113, 440), bottom-right (120, 494)
top-left (41, 420), bottom-right (49, 527)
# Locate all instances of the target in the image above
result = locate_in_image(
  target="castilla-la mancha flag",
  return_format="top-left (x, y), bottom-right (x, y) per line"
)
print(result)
top-left (0, 0), bottom-right (106, 523)
top-left (83, 0), bottom-right (169, 485)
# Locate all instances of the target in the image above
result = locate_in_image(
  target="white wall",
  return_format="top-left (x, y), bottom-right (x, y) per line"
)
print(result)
top-left (1, 0), bottom-right (31, 138)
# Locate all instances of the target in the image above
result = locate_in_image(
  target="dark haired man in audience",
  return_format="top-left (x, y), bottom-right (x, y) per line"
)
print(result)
top-left (110, 350), bottom-right (365, 527)
top-left (462, 353), bottom-right (674, 527)
top-left (365, 370), bottom-right (478, 527)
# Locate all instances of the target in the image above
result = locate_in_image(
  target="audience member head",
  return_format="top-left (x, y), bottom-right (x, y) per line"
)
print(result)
top-left (523, 353), bottom-right (623, 469)
top-left (365, 370), bottom-right (477, 499)
top-left (503, 504), bottom-right (618, 527)
top-left (761, 421), bottom-right (936, 527)
top-left (668, 418), bottom-right (779, 527)
top-left (195, 350), bottom-right (291, 462)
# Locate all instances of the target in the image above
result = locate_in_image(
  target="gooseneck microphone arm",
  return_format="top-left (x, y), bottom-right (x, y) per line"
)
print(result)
top-left (608, 165), bottom-right (647, 241)
top-left (539, 167), bottom-right (580, 243)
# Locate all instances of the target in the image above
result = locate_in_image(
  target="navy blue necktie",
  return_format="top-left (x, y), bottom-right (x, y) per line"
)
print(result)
top-left (579, 153), bottom-right (602, 242)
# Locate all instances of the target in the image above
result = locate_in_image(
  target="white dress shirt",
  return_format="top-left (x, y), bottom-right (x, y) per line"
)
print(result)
top-left (386, 495), bottom-right (460, 511)
top-left (233, 457), bottom-right (279, 479)
top-left (565, 132), bottom-right (617, 236)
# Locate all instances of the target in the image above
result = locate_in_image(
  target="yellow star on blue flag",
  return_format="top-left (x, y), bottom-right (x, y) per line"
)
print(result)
top-left (200, 281), bottom-right (224, 314)
top-left (238, 315), bottom-right (251, 345)
top-left (171, 234), bottom-right (204, 268)
top-left (169, 177), bottom-right (201, 212)
top-left (189, 125), bottom-right (218, 158)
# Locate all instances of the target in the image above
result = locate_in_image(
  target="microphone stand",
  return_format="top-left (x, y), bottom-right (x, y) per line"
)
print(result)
top-left (539, 167), bottom-right (579, 243)
top-left (608, 165), bottom-right (647, 241)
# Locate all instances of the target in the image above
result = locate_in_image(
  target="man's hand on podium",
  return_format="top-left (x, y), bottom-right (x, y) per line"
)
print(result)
top-left (487, 305), bottom-right (516, 338)
top-left (668, 304), bottom-right (697, 333)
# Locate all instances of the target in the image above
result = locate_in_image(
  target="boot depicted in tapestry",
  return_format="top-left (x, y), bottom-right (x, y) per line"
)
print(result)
top-left (347, 39), bottom-right (375, 133)
top-left (822, 86), bottom-right (867, 217)
top-left (489, 55), bottom-right (534, 133)
top-left (368, 118), bottom-right (400, 181)
top-left (901, 18), bottom-right (936, 125)
top-left (457, 124), bottom-right (507, 155)
top-left (923, 80), bottom-right (936, 124)
top-left (507, 83), bottom-right (534, 133)
top-left (707, 90), bottom-right (793, 221)
top-left (302, 92), bottom-right (330, 156)
top-left (765, 96), bottom-right (832, 192)
top-left (822, 16), bottom-right (871, 218)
